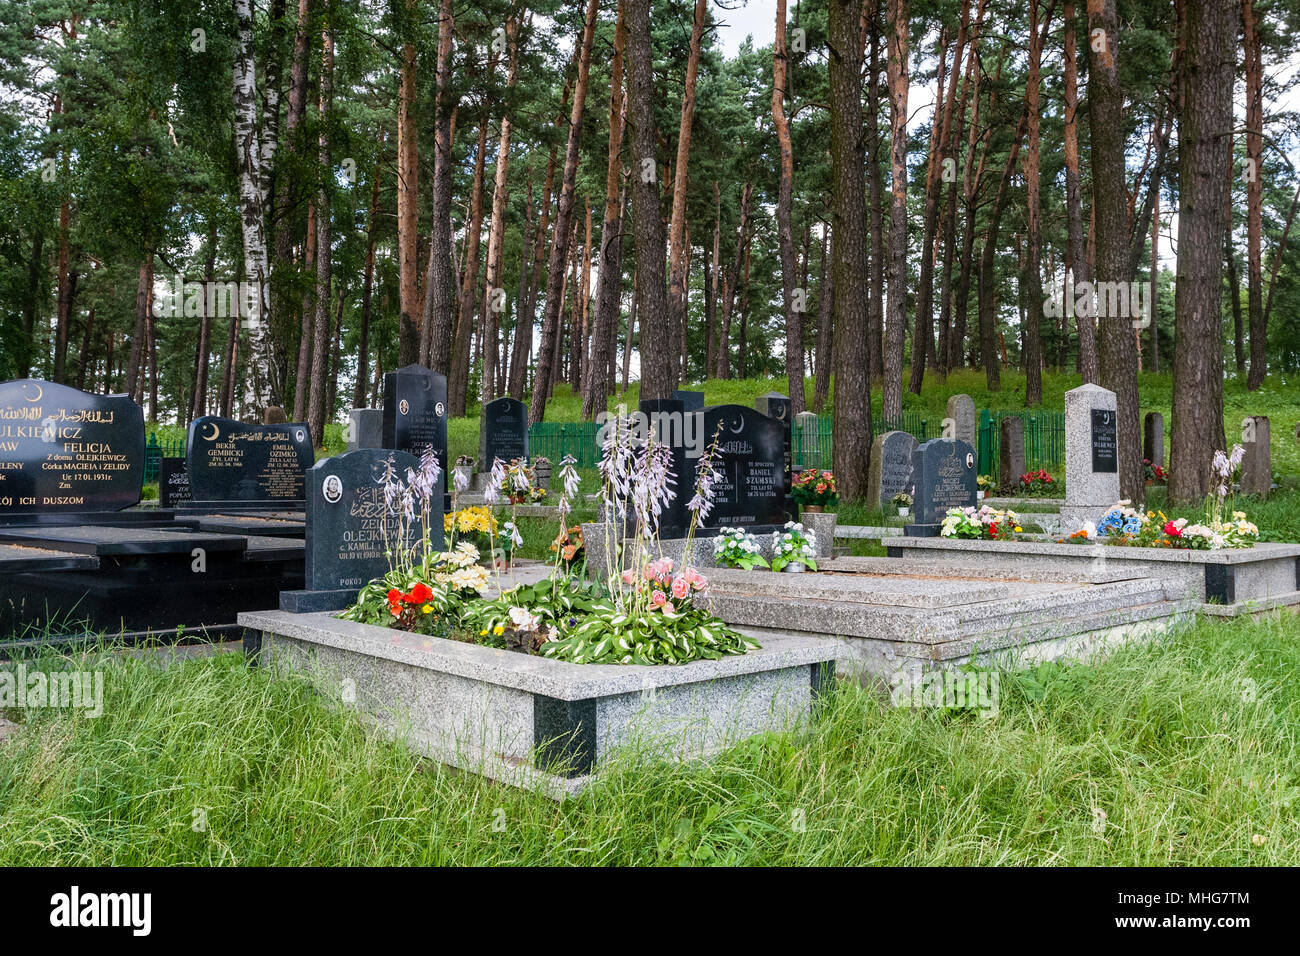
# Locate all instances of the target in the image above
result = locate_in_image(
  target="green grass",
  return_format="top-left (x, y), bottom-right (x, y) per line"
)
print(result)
top-left (2, 612), bottom-right (1296, 865)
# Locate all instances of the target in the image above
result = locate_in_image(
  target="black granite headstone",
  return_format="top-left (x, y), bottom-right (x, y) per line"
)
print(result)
top-left (383, 364), bottom-right (448, 473)
top-left (0, 379), bottom-right (144, 516)
top-left (157, 457), bottom-right (191, 508)
top-left (755, 391), bottom-right (793, 500)
top-left (673, 390), bottom-right (705, 412)
top-left (906, 438), bottom-right (977, 536)
top-left (868, 430), bottom-right (919, 508)
top-left (480, 396), bottom-right (529, 466)
top-left (303, 449), bottom-right (438, 593)
top-left (640, 398), bottom-right (691, 537)
top-left (1090, 408), bottom-right (1118, 474)
top-left (700, 404), bottom-right (789, 532)
top-left (186, 416), bottom-right (314, 505)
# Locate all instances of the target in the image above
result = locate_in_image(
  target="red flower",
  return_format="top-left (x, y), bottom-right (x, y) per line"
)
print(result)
top-left (387, 588), bottom-right (402, 604)
top-left (407, 582), bottom-right (433, 604)
top-left (1163, 521), bottom-right (1181, 537)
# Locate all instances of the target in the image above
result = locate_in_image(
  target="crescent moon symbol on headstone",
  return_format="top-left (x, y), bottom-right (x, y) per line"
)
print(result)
top-left (23, 383), bottom-right (42, 402)
top-left (202, 422), bottom-right (220, 442)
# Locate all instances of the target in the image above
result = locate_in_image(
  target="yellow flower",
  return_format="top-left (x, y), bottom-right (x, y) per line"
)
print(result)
top-left (493, 625), bottom-right (505, 636)
top-left (422, 604), bottom-right (432, 614)
top-left (479, 628), bottom-right (488, 636)
top-left (1014, 526), bottom-right (1023, 533)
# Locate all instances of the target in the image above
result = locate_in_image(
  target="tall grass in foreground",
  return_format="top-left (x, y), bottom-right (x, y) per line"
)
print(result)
top-left (1, 613), bottom-right (1296, 865)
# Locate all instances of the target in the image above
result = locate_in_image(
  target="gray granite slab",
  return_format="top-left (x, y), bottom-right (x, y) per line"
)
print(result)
top-left (238, 609), bottom-right (837, 701)
top-left (0, 524), bottom-right (248, 556)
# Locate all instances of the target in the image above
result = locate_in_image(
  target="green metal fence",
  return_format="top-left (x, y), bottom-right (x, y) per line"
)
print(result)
top-left (976, 409), bottom-right (1065, 476)
top-left (792, 411), bottom-right (941, 471)
top-left (144, 433), bottom-right (186, 483)
top-left (527, 422), bottom-right (603, 468)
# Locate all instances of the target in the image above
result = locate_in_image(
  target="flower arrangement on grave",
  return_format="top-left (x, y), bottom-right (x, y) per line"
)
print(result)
top-left (444, 505), bottom-right (497, 553)
top-left (940, 505), bottom-right (1023, 540)
top-left (539, 414), bottom-right (757, 665)
top-left (771, 521), bottom-right (817, 571)
top-left (1016, 469), bottom-right (1057, 497)
top-left (504, 457), bottom-right (547, 504)
top-left (550, 523), bottom-right (585, 569)
top-left (713, 527), bottom-right (770, 570)
top-left (1143, 459), bottom-right (1168, 484)
top-left (792, 469), bottom-right (837, 509)
top-left (890, 492), bottom-right (912, 515)
top-left (342, 447), bottom-right (470, 630)
top-left (976, 474), bottom-right (997, 492)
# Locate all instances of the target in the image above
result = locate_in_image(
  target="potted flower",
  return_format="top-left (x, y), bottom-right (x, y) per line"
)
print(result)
top-left (713, 527), bottom-right (770, 570)
top-left (771, 522), bottom-right (817, 573)
top-left (891, 492), bottom-right (912, 517)
top-left (792, 468), bottom-right (837, 513)
top-left (976, 474), bottom-right (996, 500)
top-left (1143, 459), bottom-right (1168, 487)
top-left (1016, 469), bottom-right (1057, 497)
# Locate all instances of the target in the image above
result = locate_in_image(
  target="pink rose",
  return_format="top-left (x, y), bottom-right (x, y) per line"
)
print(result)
top-left (662, 601), bottom-right (676, 616)
top-left (671, 576), bottom-right (690, 600)
top-left (651, 589), bottom-right (667, 606)
top-left (621, 569), bottom-right (635, 586)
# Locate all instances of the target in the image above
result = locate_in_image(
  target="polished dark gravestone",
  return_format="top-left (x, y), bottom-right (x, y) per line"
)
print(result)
top-left (867, 430), bottom-right (918, 509)
top-left (754, 392), bottom-right (793, 507)
top-left (904, 438), bottom-right (977, 537)
top-left (186, 416), bottom-right (314, 508)
top-left (0, 379), bottom-right (143, 516)
top-left (281, 449), bottom-right (442, 613)
top-left (673, 390), bottom-right (705, 412)
top-left (698, 404), bottom-right (790, 534)
top-left (639, 398), bottom-right (691, 537)
top-left (480, 396), bottom-right (529, 467)
top-left (158, 457), bottom-right (192, 508)
top-left (383, 364), bottom-right (448, 508)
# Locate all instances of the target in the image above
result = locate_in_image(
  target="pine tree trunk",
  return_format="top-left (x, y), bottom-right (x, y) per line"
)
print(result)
top-left (866, 8), bottom-right (885, 383)
top-left (421, 0), bottom-right (457, 373)
top-left (774, 0), bottom-right (805, 412)
top-left (1170, 0), bottom-right (1233, 503)
top-left (396, 0), bottom-right (420, 365)
top-left (881, 0), bottom-right (908, 423)
top-left (1065, 0), bottom-right (1097, 382)
top-left (626, 0), bottom-right (673, 401)
top-left (1089, 0), bottom-right (1142, 501)
top-left (1022, 0), bottom-right (1052, 406)
top-left (909, 14), bottom-right (963, 397)
top-left (1243, 0), bottom-right (1266, 389)
top-left (829, 0), bottom-right (873, 501)
top-left (307, 14), bottom-right (334, 446)
top-left (450, 100), bottom-right (493, 417)
top-left (813, 226), bottom-right (834, 412)
top-left (292, 201), bottom-right (316, 421)
top-left (354, 152), bottom-right (382, 408)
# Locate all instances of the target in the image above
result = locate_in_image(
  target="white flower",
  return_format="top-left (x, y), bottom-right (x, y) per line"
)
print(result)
top-left (508, 606), bottom-right (541, 632)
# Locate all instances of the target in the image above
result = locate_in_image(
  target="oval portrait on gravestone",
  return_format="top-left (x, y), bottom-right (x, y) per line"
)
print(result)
top-left (399, 399), bottom-right (410, 415)
top-left (295, 428), bottom-right (306, 444)
top-left (322, 474), bottom-right (343, 504)
top-left (966, 452), bottom-right (974, 468)
top-left (436, 402), bottom-right (446, 417)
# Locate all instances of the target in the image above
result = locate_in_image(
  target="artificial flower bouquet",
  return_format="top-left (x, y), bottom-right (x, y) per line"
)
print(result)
top-left (792, 469), bottom-right (837, 508)
top-left (940, 505), bottom-right (1023, 540)
top-left (771, 521), bottom-right (817, 571)
top-left (1016, 469), bottom-right (1057, 497)
top-left (713, 527), bottom-right (770, 570)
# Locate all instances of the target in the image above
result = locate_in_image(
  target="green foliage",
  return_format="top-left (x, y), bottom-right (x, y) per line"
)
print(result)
top-left (2, 613), bottom-right (1297, 864)
top-left (540, 602), bottom-right (757, 665)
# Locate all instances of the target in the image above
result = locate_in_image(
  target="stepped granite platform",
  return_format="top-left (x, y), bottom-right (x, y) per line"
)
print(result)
top-left (885, 537), bottom-right (1300, 614)
top-left (0, 524), bottom-right (303, 641)
top-left (240, 608), bottom-right (837, 797)
top-left (696, 560), bottom-right (1188, 681)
